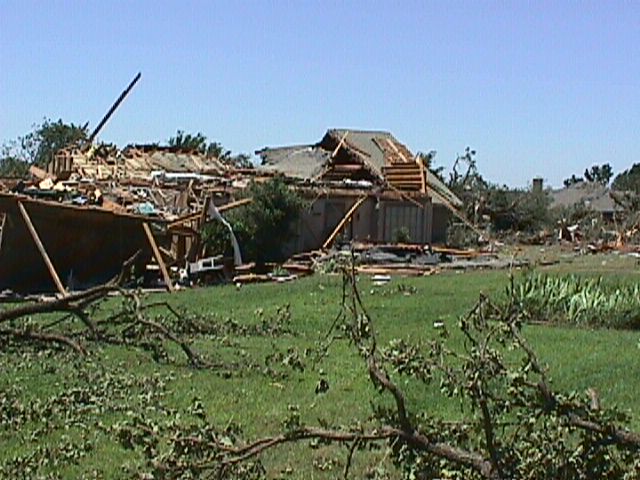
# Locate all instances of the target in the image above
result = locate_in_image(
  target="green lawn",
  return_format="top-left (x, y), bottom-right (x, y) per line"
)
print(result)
top-left (1, 252), bottom-right (639, 478)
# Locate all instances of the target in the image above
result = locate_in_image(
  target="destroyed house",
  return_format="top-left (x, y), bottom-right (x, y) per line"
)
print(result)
top-left (256, 129), bottom-right (462, 253)
top-left (0, 145), bottom-right (236, 294)
top-left (45, 144), bottom-right (229, 181)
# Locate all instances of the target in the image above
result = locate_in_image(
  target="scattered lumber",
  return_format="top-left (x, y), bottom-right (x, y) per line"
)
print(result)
top-left (17, 201), bottom-right (67, 296)
top-left (356, 264), bottom-right (438, 276)
top-left (143, 222), bottom-right (175, 293)
top-left (232, 273), bottom-right (271, 284)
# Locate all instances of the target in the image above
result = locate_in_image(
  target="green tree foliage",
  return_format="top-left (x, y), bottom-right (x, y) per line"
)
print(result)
top-left (32, 119), bottom-right (88, 166)
top-left (563, 163), bottom-right (613, 187)
top-left (1, 118), bottom-right (88, 175)
top-left (0, 155), bottom-right (29, 177)
top-left (444, 148), bottom-right (551, 234)
top-left (487, 187), bottom-right (551, 232)
top-left (168, 130), bottom-right (209, 153)
top-left (417, 150), bottom-right (445, 182)
top-left (584, 163), bottom-right (613, 185)
top-left (563, 174), bottom-right (584, 187)
top-left (168, 130), bottom-right (253, 168)
top-left (612, 163), bottom-right (640, 193)
top-left (203, 177), bottom-right (305, 265)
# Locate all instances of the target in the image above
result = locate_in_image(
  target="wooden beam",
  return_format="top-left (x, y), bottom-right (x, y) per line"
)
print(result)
top-left (167, 197), bottom-right (253, 230)
top-left (385, 138), bottom-right (408, 162)
top-left (384, 183), bottom-right (425, 209)
top-left (331, 131), bottom-right (350, 158)
top-left (216, 196), bottom-right (252, 212)
top-left (199, 196), bottom-right (210, 229)
top-left (158, 246), bottom-right (177, 263)
top-left (329, 164), bottom-right (365, 172)
top-left (196, 196), bottom-right (210, 258)
top-left (142, 222), bottom-right (175, 293)
top-left (322, 195), bottom-right (367, 249)
top-left (385, 174), bottom-right (423, 180)
top-left (17, 202), bottom-right (67, 296)
top-left (418, 157), bottom-right (427, 194)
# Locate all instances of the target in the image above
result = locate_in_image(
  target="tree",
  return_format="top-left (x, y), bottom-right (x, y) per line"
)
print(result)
top-left (486, 186), bottom-right (551, 232)
top-left (203, 177), bottom-right (305, 265)
top-left (167, 130), bottom-right (209, 153)
top-left (440, 148), bottom-right (552, 240)
top-left (0, 154), bottom-right (29, 177)
top-left (448, 147), bottom-right (486, 193)
top-left (612, 163), bottom-right (640, 193)
top-left (562, 164), bottom-right (613, 188)
top-left (584, 163), bottom-right (613, 185)
top-left (167, 130), bottom-right (253, 168)
top-left (1, 118), bottom-right (88, 172)
top-left (563, 174), bottom-right (584, 187)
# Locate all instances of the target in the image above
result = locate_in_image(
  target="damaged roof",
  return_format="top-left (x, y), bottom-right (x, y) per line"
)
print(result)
top-left (49, 144), bottom-right (228, 180)
top-left (255, 144), bottom-right (329, 179)
top-left (122, 145), bottom-right (228, 175)
top-left (321, 129), bottom-right (411, 173)
top-left (256, 129), bottom-right (462, 207)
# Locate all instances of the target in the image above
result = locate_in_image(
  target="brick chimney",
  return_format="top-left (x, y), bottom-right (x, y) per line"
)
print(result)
top-left (532, 177), bottom-right (543, 193)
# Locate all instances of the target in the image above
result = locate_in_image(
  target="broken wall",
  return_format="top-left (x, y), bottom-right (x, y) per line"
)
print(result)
top-left (285, 194), bottom-right (435, 255)
top-left (431, 204), bottom-right (452, 244)
top-left (0, 196), bottom-right (169, 293)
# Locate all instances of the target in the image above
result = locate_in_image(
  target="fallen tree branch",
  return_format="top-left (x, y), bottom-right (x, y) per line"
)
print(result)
top-left (0, 252), bottom-right (204, 366)
top-left (507, 317), bottom-right (640, 448)
top-left (125, 291), bottom-right (203, 367)
top-left (161, 425), bottom-right (496, 479)
top-left (0, 283), bottom-right (117, 325)
top-left (0, 251), bottom-right (140, 326)
top-left (0, 328), bottom-right (88, 355)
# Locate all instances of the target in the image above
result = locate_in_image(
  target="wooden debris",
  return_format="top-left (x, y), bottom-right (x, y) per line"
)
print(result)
top-left (168, 197), bottom-right (253, 230)
top-left (331, 131), bottom-right (350, 158)
top-left (143, 222), bottom-right (175, 293)
top-left (17, 201), bottom-right (67, 297)
top-left (232, 273), bottom-right (270, 284)
top-left (29, 165), bottom-right (54, 181)
top-left (356, 264), bottom-right (438, 276)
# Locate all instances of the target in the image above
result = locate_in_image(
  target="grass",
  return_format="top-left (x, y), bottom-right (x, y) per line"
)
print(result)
top-left (1, 251), bottom-right (639, 478)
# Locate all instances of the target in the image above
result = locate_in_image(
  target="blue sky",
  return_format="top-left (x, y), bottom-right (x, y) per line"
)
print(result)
top-left (1, 1), bottom-right (639, 187)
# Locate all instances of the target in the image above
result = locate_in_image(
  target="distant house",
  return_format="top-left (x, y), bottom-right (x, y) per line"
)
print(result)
top-left (550, 181), bottom-right (622, 221)
top-left (256, 129), bottom-right (462, 252)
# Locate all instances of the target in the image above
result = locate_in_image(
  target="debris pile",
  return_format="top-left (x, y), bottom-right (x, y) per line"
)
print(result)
top-left (0, 142), bottom-right (252, 294)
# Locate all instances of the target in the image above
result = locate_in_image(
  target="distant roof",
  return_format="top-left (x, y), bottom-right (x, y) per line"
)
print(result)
top-left (256, 129), bottom-right (462, 207)
top-left (550, 181), bottom-right (621, 213)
